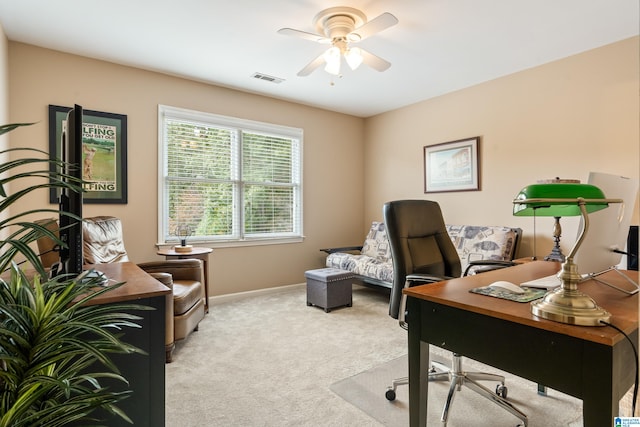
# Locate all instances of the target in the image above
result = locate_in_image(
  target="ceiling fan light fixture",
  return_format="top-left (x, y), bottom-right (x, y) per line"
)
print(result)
top-left (280, 7), bottom-right (398, 77)
top-left (345, 47), bottom-right (363, 70)
top-left (323, 46), bottom-right (341, 75)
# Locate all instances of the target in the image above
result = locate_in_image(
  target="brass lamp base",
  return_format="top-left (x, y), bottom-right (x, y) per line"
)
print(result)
top-left (531, 287), bottom-right (610, 326)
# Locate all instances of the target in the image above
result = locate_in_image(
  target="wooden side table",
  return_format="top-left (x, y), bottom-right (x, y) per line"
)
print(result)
top-left (157, 247), bottom-right (213, 313)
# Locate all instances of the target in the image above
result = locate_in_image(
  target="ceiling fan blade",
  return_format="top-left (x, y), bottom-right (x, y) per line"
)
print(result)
top-left (277, 28), bottom-right (331, 44)
top-left (349, 12), bottom-right (398, 41)
top-left (297, 53), bottom-right (325, 77)
top-left (360, 49), bottom-right (391, 72)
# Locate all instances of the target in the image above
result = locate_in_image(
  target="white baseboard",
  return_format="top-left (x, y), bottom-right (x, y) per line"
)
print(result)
top-left (209, 282), bottom-right (306, 306)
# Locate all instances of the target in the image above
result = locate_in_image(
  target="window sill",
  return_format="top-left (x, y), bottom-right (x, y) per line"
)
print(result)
top-left (156, 236), bottom-right (305, 250)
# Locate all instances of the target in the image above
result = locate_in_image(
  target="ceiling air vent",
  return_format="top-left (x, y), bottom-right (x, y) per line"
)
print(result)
top-left (251, 72), bottom-right (285, 84)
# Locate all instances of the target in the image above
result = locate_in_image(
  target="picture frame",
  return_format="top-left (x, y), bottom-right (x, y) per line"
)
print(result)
top-left (49, 105), bottom-right (128, 204)
top-left (424, 137), bottom-right (480, 193)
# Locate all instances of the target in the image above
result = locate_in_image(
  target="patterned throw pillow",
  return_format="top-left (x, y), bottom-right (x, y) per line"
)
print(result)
top-left (361, 222), bottom-right (392, 261)
top-left (446, 225), bottom-right (518, 272)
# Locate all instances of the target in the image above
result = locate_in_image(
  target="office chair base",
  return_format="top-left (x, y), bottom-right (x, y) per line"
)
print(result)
top-left (385, 360), bottom-right (451, 401)
top-left (442, 372), bottom-right (527, 427)
top-left (385, 354), bottom-right (527, 427)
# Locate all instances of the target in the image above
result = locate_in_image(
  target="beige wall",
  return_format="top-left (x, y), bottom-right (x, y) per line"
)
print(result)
top-left (5, 36), bottom-right (639, 295)
top-left (7, 43), bottom-right (365, 295)
top-left (364, 37), bottom-right (640, 259)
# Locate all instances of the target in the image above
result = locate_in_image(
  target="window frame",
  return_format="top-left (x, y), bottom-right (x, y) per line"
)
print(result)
top-left (157, 105), bottom-right (304, 248)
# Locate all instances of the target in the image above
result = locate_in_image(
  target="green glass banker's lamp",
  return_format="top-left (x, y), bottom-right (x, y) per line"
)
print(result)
top-left (512, 182), bottom-right (622, 326)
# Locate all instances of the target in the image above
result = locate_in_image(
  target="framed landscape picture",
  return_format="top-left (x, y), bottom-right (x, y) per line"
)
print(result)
top-left (48, 105), bottom-right (128, 204)
top-left (424, 137), bottom-right (480, 193)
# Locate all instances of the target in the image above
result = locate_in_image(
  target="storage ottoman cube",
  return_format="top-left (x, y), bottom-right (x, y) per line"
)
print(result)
top-left (305, 268), bottom-right (354, 312)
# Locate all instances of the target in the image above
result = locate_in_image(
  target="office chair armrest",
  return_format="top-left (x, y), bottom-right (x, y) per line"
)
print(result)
top-left (406, 274), bottom-right (450, 286)
top-left (399, 273), bottom-right (450, 330)
top-left (319, 246), bottom-right (363, 254)
top-left (464, 260), bottom-right (516, 276)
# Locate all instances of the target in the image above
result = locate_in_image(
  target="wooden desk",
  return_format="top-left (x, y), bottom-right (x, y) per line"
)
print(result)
top-left (89, 262), bottom-right (170, 427)
top-left (157, 247), bottom-right (212, 313)
top-left (87, 261), bottom-right (170, 305)
top-left (404, 261), bottom-right (638, 427)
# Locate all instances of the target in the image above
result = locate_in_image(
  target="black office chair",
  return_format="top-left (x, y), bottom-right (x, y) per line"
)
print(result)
top-left (383, 200), bottom-right (527, 426)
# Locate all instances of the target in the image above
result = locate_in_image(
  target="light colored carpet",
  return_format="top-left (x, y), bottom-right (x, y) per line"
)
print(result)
top-left (166, 285), bottom-right (406, 426)
top-left (330, 353), bottom-right (583, 426)
top-left (165, 284), bottom-right (584, 426)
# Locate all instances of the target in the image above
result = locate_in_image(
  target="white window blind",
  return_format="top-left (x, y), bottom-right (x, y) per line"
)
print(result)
top-left (158, 105), bottom-right (303, 246)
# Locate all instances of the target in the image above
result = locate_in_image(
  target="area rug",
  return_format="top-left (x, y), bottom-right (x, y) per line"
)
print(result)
top-left (330, 352), bottom-right (583, 426)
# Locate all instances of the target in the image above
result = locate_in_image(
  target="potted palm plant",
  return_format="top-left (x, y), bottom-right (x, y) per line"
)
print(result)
top-left (0, 123), bottom-right (146, 426)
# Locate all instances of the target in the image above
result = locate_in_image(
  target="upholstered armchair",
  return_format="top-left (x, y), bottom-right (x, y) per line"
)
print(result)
top-left (82, 216), bottom-right (206, 363)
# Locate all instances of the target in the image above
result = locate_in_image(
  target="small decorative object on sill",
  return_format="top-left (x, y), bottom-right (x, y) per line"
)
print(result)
top-left (174, 224), bottom-right (193, 253)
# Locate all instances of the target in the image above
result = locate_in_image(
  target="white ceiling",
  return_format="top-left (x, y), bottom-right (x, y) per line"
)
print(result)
top-left (0, 0), bottom-right (638, 117)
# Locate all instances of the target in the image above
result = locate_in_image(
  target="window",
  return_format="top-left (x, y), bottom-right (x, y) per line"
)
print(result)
top-left (158, 105), bottom-right (303, 246)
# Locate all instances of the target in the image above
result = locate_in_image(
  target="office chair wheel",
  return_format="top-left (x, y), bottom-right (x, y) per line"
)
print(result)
top-left (495, 384), bottom-right (508, 399)
top-left (385, 388), bottom-right (396, 401)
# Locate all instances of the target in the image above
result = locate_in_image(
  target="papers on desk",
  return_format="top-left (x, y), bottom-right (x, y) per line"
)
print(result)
top-left (520, 274), bottom-right (561, 290)
top-left (76, 268), bottom-right (111, 286)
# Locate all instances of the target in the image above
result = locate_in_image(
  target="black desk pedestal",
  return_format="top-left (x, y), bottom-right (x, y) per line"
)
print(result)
top-left (103, 296), bottom-right (166, 426)
top-left (86, 262), bottom-right (168, 426)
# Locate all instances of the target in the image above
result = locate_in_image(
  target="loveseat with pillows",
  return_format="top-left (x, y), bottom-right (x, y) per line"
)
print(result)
top-left (321, 221), bottom-right (522, 290)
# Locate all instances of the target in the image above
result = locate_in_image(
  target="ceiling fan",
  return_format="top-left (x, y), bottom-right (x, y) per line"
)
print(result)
top-left (278, 7), bottom-right (398, 77)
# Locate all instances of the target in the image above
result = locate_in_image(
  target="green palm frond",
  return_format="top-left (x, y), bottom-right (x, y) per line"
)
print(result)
top-left (0, 123), bottom-right (148, 425)
top-left (0, 145), bottom-right (82, 277)
top-left (0, 123), bottom-right (36, 136)
top-left (0, 265), bottom-right (147, 426)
